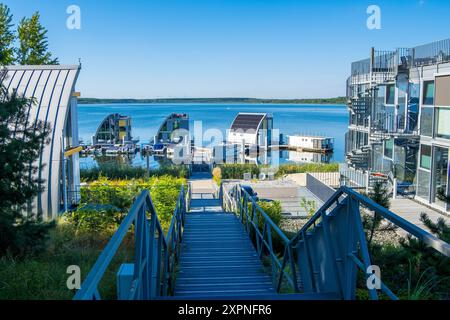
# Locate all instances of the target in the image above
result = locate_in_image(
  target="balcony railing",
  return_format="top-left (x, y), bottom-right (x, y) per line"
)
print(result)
top-left (413, 38), bottom-right (450, 67)
top-left (350, 39), bottom-right (450, 80)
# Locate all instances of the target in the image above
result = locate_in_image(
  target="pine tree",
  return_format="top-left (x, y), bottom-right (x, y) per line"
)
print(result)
top-left (0, 4), bottom-right (15, 65)
top-left (16, 12), bottom-right (58, 65)
top-left (367, 181), bottom-right (391, 248)
top-left (0, 85), bottom-right (54, 256)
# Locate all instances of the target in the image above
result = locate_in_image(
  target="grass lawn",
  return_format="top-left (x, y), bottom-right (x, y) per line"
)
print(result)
top-left (0, 223), bottom-right (134, 300)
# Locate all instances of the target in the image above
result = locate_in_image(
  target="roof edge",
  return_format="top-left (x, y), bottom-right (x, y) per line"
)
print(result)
top-left (1, 64), bottom-right (80, 71)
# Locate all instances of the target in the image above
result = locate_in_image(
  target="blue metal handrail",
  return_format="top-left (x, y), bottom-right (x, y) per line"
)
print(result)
top-left (225, 183), bottom-right (450, 300)
top-left (230, 184), bottom-right (299, 293)
top-left (73, 184), bottom-right (186, 300)
top-left (291, 186), bottom-right (449, 299)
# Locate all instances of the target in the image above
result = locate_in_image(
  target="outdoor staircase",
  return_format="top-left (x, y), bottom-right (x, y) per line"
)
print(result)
top-left (174, 172), bottom-right (276, 298)
top-left (73, 170), bottom-right (450, 301)
top-left (172, 172), bottom-right (338, 300)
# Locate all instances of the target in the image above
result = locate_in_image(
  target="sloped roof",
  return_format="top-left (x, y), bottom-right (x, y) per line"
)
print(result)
top-left (230, 113), bottom-right (266, 132)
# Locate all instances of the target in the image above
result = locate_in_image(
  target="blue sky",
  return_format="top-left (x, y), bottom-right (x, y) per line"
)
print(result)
top-left (3, 0), bottom-right (450, 99)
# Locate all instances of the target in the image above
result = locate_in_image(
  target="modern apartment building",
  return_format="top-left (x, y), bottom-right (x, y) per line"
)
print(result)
top-left (346, 39), bottom-right (450, 213)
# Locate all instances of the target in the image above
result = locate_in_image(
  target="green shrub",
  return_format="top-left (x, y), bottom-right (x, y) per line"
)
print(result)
top-left (275, 163), bottom-right (339, 177)
top-left (64, 205), bottom-right (124, 235)
top-left (218, 164), bottom-right (260, 179)
top-left (72, 175), bottom-right (185, 232)
top-left (216, 163), bottom-right (338, 180)
top-left (257, 201), bottom-right (282, 227)
top-left (212, 167), bottom-right (222, 186)
top-left (80, 164), bottom-right (189, 182)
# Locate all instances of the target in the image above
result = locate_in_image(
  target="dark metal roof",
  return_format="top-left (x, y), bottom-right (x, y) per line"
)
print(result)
top-left (230, 113), bottom-right (266, 132)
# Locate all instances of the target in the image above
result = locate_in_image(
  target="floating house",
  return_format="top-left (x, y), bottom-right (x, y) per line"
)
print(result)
top-left (287, 151), bottom-right (332, 163)
top-left (227, 113), bottom-right (273, 149)
top-left (154, 113), bottom-right (189, 145)
top-left (93, 114), bottom-right (132, 146)
top-left (287, 135), bottom-right (334, 153)
top-left (0, 65), bottom-right (81, 220)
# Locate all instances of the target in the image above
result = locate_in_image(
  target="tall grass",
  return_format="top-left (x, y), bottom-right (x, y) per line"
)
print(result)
top-left (0, 223), bottom-right (133, 300)
top-left (0, 176), bottom-right (184, 300)
top-left (80, 163), bottom-right (189, 182)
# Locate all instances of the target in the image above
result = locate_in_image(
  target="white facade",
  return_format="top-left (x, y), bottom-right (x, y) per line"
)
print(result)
top-left (227, 113), bottom-right (273, 148)
top-left (1, 65), bottom-right (81, 220)
top-left (288, 135), bottom-right (332, 150)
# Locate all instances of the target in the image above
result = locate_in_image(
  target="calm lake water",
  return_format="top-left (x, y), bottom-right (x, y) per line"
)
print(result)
top-left (78, 103), bottom-right (348, 168)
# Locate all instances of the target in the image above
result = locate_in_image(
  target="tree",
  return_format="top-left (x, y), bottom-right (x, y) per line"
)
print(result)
top-left (366, 181), bottom-right (391, 248)
top-left (0, 84), bottom-right (54, 256)
top-left (16, 12), bottom-right (58, 65)
top-left (0, 4), bottom-right (15, 65)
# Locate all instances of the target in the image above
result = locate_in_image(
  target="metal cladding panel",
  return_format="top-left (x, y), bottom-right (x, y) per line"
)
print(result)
top-left (48, 69), bottom-right (78, 216)
top-left (1, 65), bottom-right (80, 219)
top-left (7, 70), bottom-right (24, 91)
top-left (25, 70), bottom-right (51, 131)
top-left (16, 70), bottom-right (33, 96)
top-left (40, 69), bottom-right (69, 216)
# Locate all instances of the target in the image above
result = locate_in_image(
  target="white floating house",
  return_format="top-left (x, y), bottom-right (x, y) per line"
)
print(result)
top-left (227, 113), bottom-right (273, 149)
top-left (287, 135), bottom-right (334, 152)
top-left (1, 65), bottom-right (81, 220)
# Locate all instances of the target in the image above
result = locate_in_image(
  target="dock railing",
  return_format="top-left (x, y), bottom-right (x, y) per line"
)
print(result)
top-left (73, 184), bottom-right (186, 300)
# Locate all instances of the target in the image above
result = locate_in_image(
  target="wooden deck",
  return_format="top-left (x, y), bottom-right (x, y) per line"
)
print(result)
top-left (390, 198), bottom-right (450, 236)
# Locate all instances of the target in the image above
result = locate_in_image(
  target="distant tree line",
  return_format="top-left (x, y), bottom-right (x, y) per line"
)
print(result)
top-left (78, 97), bottom-right (348, 105)
top-left (0, 3), bottom-right (57, 66)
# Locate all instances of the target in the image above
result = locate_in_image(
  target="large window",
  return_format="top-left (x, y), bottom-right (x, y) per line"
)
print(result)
top-left (384, 138), bottom-right (394, 159)
top-left (417, 169), bottom-right (431, 200)
top-left (432, 146), bottom-right (449, 211)
top-left (420, 107), bottom-right (433, 137)
top-left (435, 75), bottom-right (450, 106)
top-left (386, 84), bottom-right (395, 105)
top-left (436, 107), bottom-right (450, 139)
top-left (420, 144), bottom-right (432, 170)
top-left (423, 81), bottom-right (435, 105)
top-left (408, 83), bottom-right (420, 132)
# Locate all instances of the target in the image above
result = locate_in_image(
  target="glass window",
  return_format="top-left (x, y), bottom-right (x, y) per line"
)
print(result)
top-left (420, 107), bottom-right (433, 136)
top-left (436, 108), bottom-right (450, 139)
top-left (423, 81), bottom-right (435, 105)
top-left (432, 146), bottom-right (449, 210)
top-left (385, 106), bottom-right (395, 132)
top-left (408, 83), bottom-right (420, 132)
top-left (420, 145), bottom-right (432, 170)
top-left (386, 84), bottom-right (395, 105)
top-left (417, 169), bottom-right (431, 200)
top-left (384, 138), bottom-right (394, 159)
top-left (435, 75), bottom-right (450, 106)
